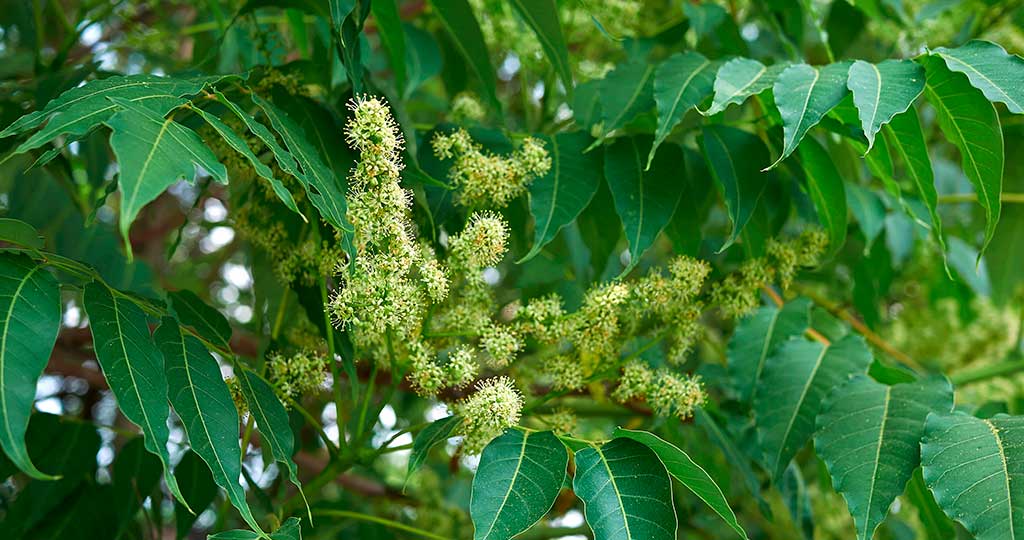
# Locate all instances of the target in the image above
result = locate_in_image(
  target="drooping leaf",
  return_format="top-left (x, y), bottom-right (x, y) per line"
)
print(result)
top-left (82, 282), bottom-right (190, 509)
top-left (573, 437), bottom-right (677, 540)
top-left (236, 367), bottom-right (308, 518)
top-left (699, 124), bottom-right (769, 252)
top-left (0, 253), bottom-right (61, 480)
top-left (169, 289), bottom-right (233, 349)
top-left (846, 59), bottom-right (925, 150)
top-left (797, 135), bottom-right (848, 255)
top-left (509, 0), bottom-right (573, 94)
top-left (521, 132), bottom-right (603, 262)
top-left (371, 0), bottom-right (407, 94)
top-left (781, 463), bottom-right (814, 540)
top-left (428, 0), bottom-right (501, 113)
top-left (648, 52), bottom-right (717, 168)
top-left (755, 334), bottom-right (873, 480)
top-left (846, 184), bottom-right (886, 249)
top-left (728, 297), bottom-right (811, 404)
top-left (175, 449), bottom-right (219, 539)
top-left (105, 96), bottom-right (227, 247)
top-left (769, 61), bottom-right (852, 169)
top-left (597, 60), bottom-right (656, 138)
top-left (703, 58), bottom-right (787, 116)
top-left (252, 93), bottom-right (352, 232)
top-left (604, 136), bottom-right (683, 275)
top-left (407, 415), bottom-right (463, 479)
top-left (614, 428), bottom-right (747, 539)
top-left (470, 429), bottom-right (567, 540)
top-left (191, 105), bottom-right (302, 217)
top-left (112, 436), bottom-right (162, 536)
top-left (403, 24), bottom-right (443, 99)
top-left (0, 218), bottom-right (44, 250)
top-left (931, 39), bottom-right (1024, 114)
top-left (815, 375), bottom-right (953, 540)
top-left (694, 408), bottom-right (773, 518)
top-left (882, 108), bottom-right (944, 252)
top-left (921, 54), bottom-right (1003, 256)
top-left (1, 74), bottom-right (229, 152)
top-left (921, 412), bottom-right (1024, 540)
top-left (155, 318), bottom-right (265, 536)
top-left (905, 468), bottom-right (956, 540)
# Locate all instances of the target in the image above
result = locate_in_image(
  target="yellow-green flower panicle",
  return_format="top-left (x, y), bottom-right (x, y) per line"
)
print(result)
top-left (266, 349), bottom-right (328, 404)
top-left (448, 211), bottom-right (509, 271)
top-left (431, 129), bottom-right (551, 209)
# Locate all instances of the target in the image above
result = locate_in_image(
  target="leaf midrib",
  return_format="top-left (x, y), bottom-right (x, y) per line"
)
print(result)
top-left (862, 387), bottom-right (891, 540)
top-left (480, 431), bottom-right (530, 540)
top-left (983, 419), bottom-right (1016, 539)
top-left (775, 343), bottom-right (830, 476)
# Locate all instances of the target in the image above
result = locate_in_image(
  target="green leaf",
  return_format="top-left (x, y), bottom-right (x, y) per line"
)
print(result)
top-left (921, 54), bottom-right (1003, 256)
top-left (0, 218), bottom-right (44, 250)
top-left (191, 105), bottom-right (303, 218)
top-left (704, 58), bottom-right (788, 116)
top-left (155, 318), bottom-right (265, 536)
top-left (780, 464), bottom-right (814, 540)
top-left (768, 61), bottom-right (852, 169)
top-left (252, 93), bottom-right (352, 232)
top-left (403, 24), bottom-right (442, 99)
top-left (814, 375), bottom-right (953, 540)
top-left (604, 136), bottom-right (683, 275)
top-left (1, 74), bottom-right (227, 153)
top-left (597, 60), bottom-right (656, 138)
top-left (648, 52), bottom-right (717, 168)
top-left (208, 517), bottom-right (302, 540)
top-left (932, 39), bottom-right (1024, 114)
top-left (846, 59), bottom-right (925, 150)
top-left (699, 124), bottom-right (769, 252)
top-left (694, 408), bottom-right (773, 518)
top-left (0, 254), bottom-right (61, 480)
top-left (176, 449), bottom-right (219, 539)
top-left (614, 428), bottom-right (747, 539)
top-left (112, 436), bottom-right (162, 537)
top-left (428, 0), bottom-right (501, 113)
top-left (728, 297), bottom-right (811, 404)
top-left (520, 132), bottom-right (603, 262)
top-left (82, 282), bottom-right (190, 510)
top-left (846, 184), bottom-right (886, 249)
top-left (921, 412), bottom-right (1024, 540)
top-left (509, 0), bottom-right (573, 94)
top-left (371, 0), bottom-right (407, 94)
top-left (573, 437), bottom-right (677, 540)
top-left (755, 334), bottom-right (873, 480)
top-left (905, 468), bottom-right (956, 540)
top-left (470, 429), bottom-right (568, 540)
top-left (882, 108), bottom-right (944, 252)
top-left (407, 415), bottom-right (463, 479)
top-left (797, 135), bottom-right (848, 255)
top-left (105, 96), bottom-right (227, 248)
top-left (169, 289), bottom-right (233, 349)
top-left (236, 367), bottom-right (309, 519)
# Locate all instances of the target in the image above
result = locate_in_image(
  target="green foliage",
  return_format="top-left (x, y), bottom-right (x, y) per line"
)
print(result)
top-left (2, 2), bottom-right (1024, 539)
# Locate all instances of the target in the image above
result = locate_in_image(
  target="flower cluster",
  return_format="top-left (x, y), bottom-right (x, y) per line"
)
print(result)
top-left (432, 129), bottom-right (551, 208)
top-left (611, 360), bottom-right (705, 420)
top-left (266, 349), bottom-right (328, 403)
top-left (449, 93), bottom-right (486, 124)
top-left (711, 230), bottom-right (828, 318)
top-left (454, 377), bottom-right (524, 454)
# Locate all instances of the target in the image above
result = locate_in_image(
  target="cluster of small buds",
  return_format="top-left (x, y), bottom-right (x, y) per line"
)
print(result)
top-left (480, 323), bottom-right (523, 367)
top-left (611, 360), bottom-right (704, 420)
top-left (449, 93), bottom-right (486, 123)
top-left (445, 346), bottom-right (479, 389)
top-left (712, 232), bottom-right (828, 319)
top-left (455, 376), bottom-right (524, 454)
top-left (431, 129), bottom-right (551, 208)
top-left (647, 372), bottom-right (705, 420)
top-left (569, 282), bottom-right (631, 360)
top-left (225, 376), bottom-right (248, 416)
top-left (448, 211), bottom-right (509, 270)
top-left (543, 353), bottom-right (585, 391)
top-left (542, 408), bottom-right (577, 436)
top-left (514, 293), bottom-right (569, 344)
top-left (253, 68), bottom-right (308, 97)
top-left (266, 349), bottom-right (328, 404)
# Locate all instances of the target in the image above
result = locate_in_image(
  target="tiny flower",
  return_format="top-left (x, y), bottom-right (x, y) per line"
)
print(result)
top-left (445, 346), bottom-right (478, 389)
